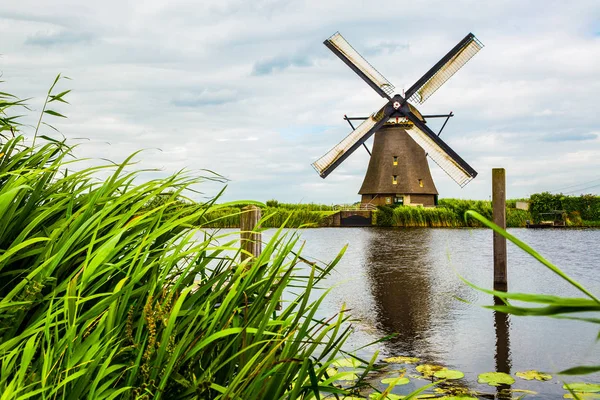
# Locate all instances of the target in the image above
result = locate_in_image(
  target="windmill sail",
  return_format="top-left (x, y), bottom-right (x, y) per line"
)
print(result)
top-left (403, 115), bottom-right (477, 187)
top-left (324, 32), bottom-right (395, 99)
top-left (405, 33), bottom-right (483, 105)
top-left (312, 108), bottom-right (389, 178)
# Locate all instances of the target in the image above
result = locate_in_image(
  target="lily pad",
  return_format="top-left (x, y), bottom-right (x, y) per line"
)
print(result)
top-left (332, 358), bottom-right (362, 368)
top-left (416, 364), bottom-right (447, 377)
top-left (516, 370), bottom-right (552, 381)
top-left (477, 372), bottom-right (515, 386)
top-left (434, 370), bottom-right (465, 380)
top-left (563, 383), bottom-right (600, 393)
top-left (381, 377), bottom-right (410, 386)
top-left (383, 356), bottom-right (420, 364)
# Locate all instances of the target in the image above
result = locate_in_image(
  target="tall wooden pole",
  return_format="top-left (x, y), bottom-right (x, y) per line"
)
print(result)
top-left (492, 168), bottom-right (507, 291)
top-left (240, 205), bottom-right (262, 261)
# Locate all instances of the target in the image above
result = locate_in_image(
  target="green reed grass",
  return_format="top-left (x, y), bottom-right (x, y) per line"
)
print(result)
top-left (266, 200), bottom-right (336, 212)
top-left (0, 79), bottom-right (378, 399)
top-left (201, 207), bottom-right (338, 228)
top-left (372, 201), bottom-right (531, 228)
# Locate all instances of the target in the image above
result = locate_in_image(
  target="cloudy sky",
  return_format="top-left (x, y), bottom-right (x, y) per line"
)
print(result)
top-left (2, 0), bottom-right (599, 204)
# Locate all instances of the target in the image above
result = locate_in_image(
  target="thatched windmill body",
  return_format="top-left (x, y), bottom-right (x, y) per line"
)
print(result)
top-left (313, 33), bottom-right (483, 207)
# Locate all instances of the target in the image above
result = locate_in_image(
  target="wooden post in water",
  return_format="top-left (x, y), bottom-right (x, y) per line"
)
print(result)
top-left (492, 168), bottom-right (507, 291)
top-left (240, 205), bottom-right (261, 261)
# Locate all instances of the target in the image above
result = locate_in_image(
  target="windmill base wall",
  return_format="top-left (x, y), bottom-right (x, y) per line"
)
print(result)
top-left (358, 126), bottom-right (439, 209)
top-left (361, 193), bottom-right (437, 207)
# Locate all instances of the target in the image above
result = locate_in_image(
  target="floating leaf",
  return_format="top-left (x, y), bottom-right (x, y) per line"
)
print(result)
top-left (434, 370), bottom-right (465, 380)
top-left (383, 356), bottom-right (420, 364)
top-left (564, 393), bottom-right (600, 399)
top-left (381, 377), bottom-right (410, 386)
top-left (516, 370), bottom-right (552, 381)
top-left (477, 372), bottom-right (515, 386)
top-left (332, 358), bottom-right (361, 368)
top-left (563, 383), bottom-right (600, 393)
top-left (416, 364), bottom-right (447, 377)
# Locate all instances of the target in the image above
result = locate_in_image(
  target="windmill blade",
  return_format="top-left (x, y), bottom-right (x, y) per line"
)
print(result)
top-left (405, 33), bottom-right (483, 105)
top-left (403, 112), bottom-right (477, 187)
top-left (325, 32), bottom-right (395, 99)
top-left (312, 106), bottom-right (391, 178)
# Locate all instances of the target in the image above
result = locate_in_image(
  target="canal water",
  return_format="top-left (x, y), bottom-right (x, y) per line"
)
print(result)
top-left (273, 228), bottom-right (600, 398)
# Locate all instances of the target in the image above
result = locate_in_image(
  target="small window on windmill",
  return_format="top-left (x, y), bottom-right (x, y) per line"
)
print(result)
top-left (392, 175), bottom-right (398, 185)
top-left (394, 196), bottom-right (404, 205)
top-left (418, 179), bottom-right (424, 188)
top-left (385, 197), bottom-right (391, 204)
top-left (393, 156), bottom-right (398, 166)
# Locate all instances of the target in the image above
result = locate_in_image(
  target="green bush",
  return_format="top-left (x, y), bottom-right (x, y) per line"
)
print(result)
top-left (265, 198), bottom-right (279, 207)
top-left (529, 192), bottom-right (600, 222)
top-left (506, 208), bottom-right (530, 227)
top-left (566, 211), bottom-right (583, 227)
top-left (374, 205), bottom-right (394, 227)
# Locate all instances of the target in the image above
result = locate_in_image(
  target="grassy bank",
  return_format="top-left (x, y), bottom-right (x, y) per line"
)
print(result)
top-left (200, 199), bottom-right (533, 228)
top-left (200, 206), bottom-right (338, 228)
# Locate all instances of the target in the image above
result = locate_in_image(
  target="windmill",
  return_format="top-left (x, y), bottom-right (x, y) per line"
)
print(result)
top-left (312, 32), bottom-right (483, 207)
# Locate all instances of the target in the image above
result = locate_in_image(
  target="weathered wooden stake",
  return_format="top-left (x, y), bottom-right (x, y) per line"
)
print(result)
top-left (492, 168), bottom-right (507, 291)
top-left (240, 205), bottom-right (261, 261)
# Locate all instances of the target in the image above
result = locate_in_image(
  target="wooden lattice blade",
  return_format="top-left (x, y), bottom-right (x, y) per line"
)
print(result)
top-left (325, 32), bottom-right (395, 99)
top-left (406, 33), bottom-right (483, 105)
top-left (403, 117), bottom-right (477, 187)
top-left (312, 105), bottom-right (390, 178)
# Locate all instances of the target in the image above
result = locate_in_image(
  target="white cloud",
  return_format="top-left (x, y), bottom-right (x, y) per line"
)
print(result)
top-left (1, 0), bottom-right (600, 203)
